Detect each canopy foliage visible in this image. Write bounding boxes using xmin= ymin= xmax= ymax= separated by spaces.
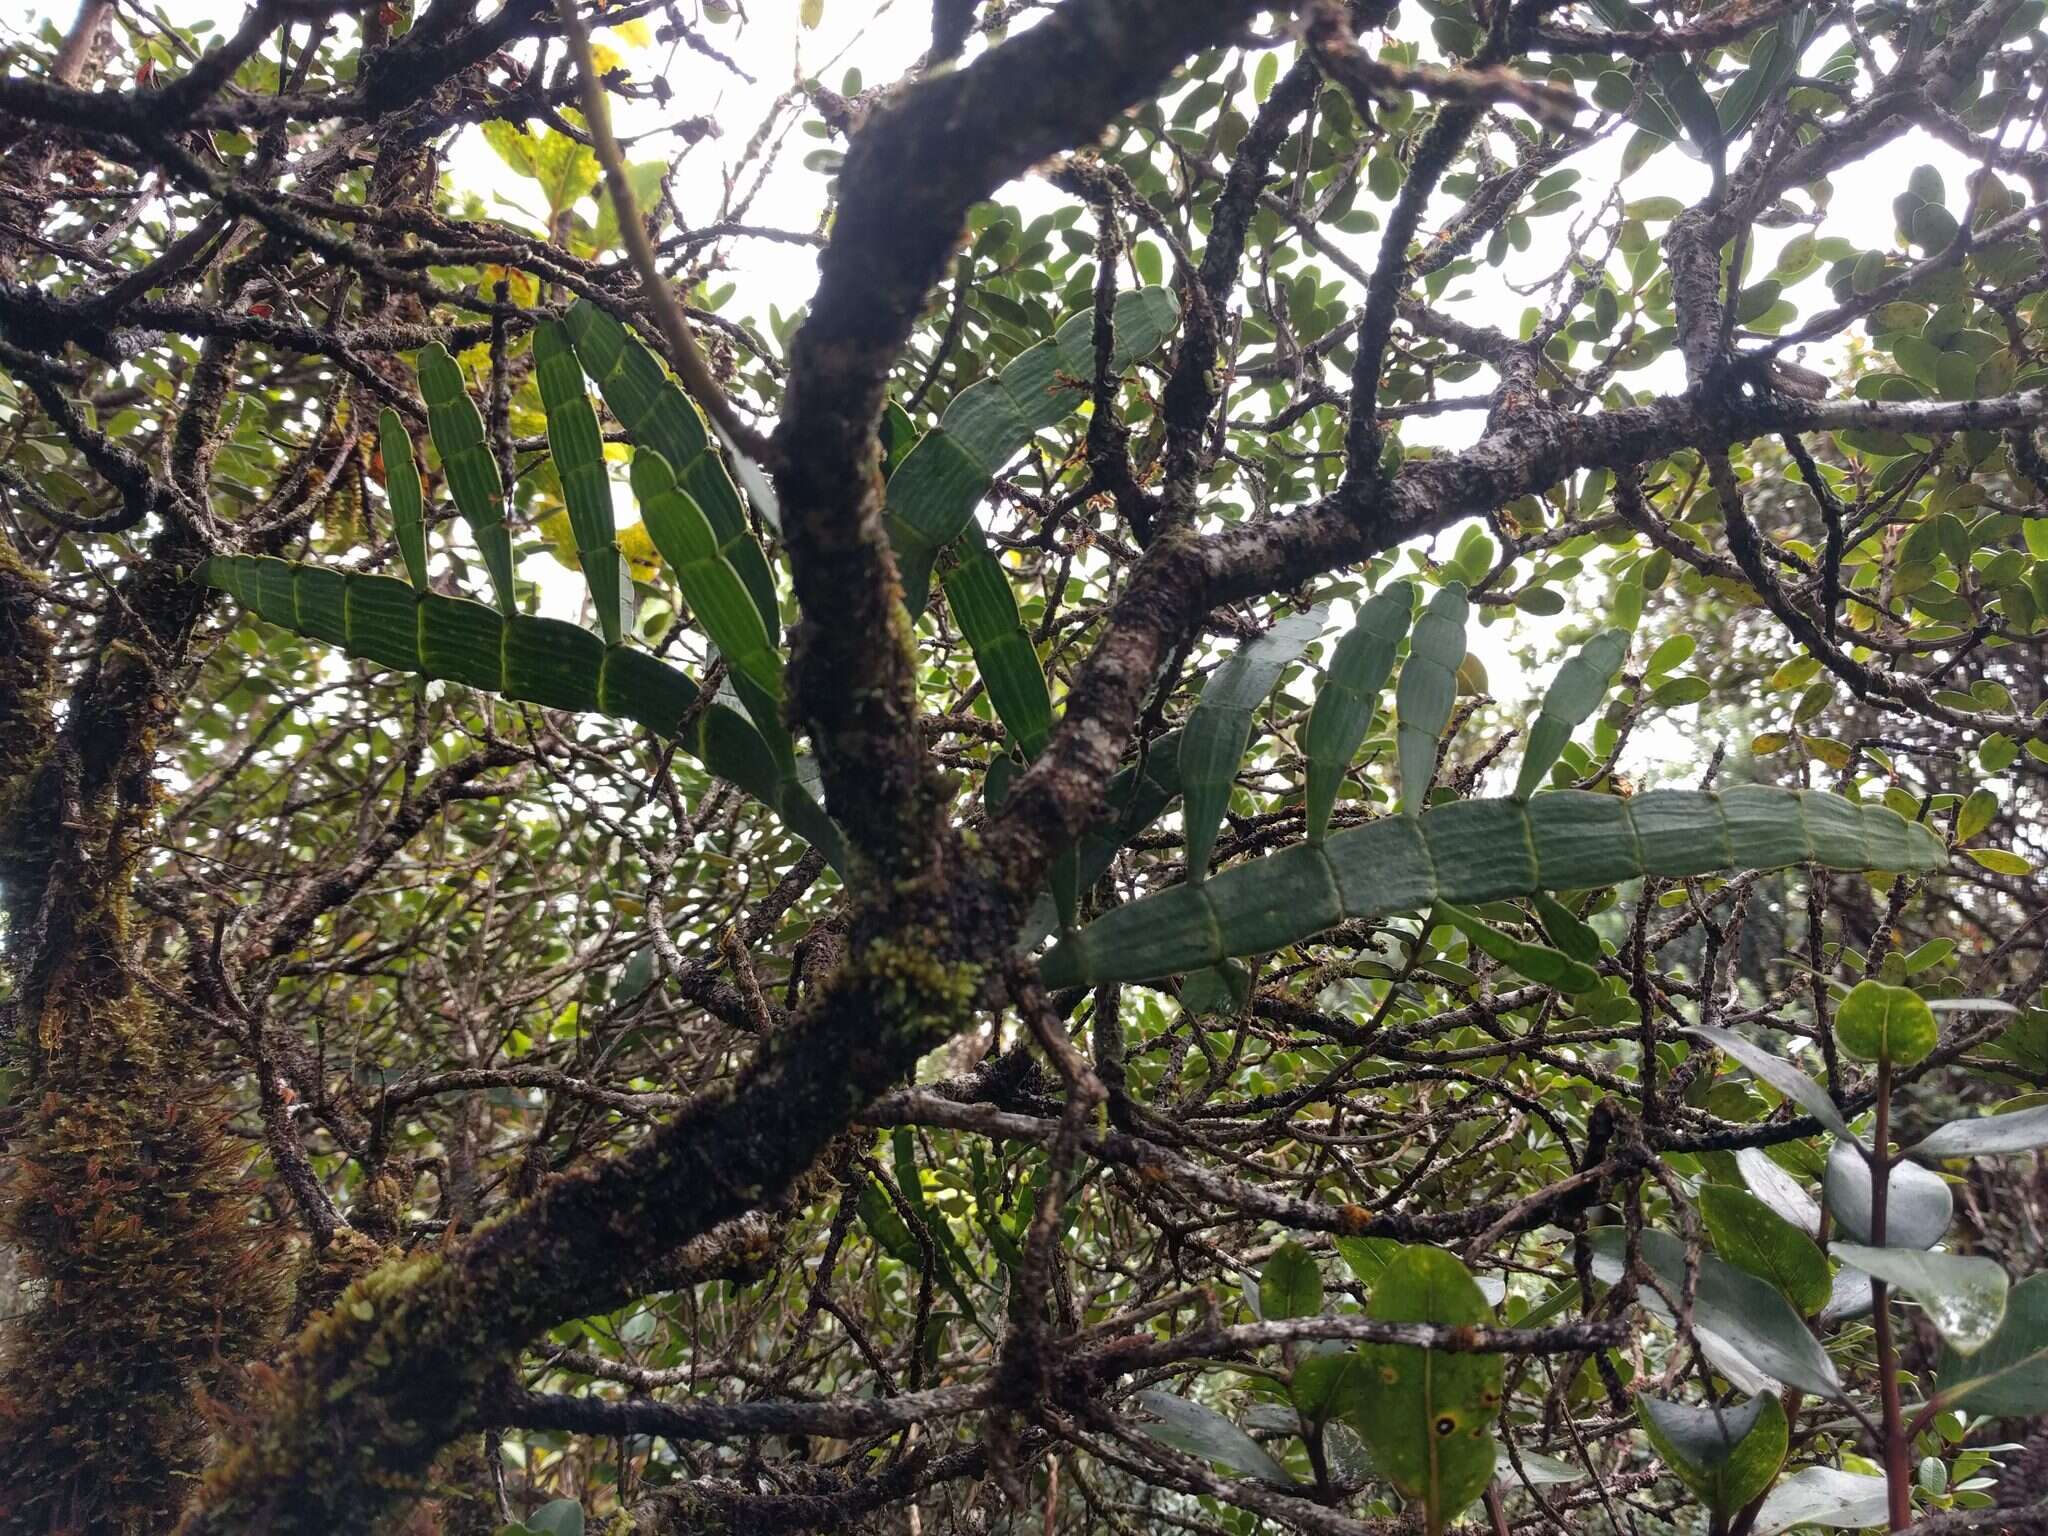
xmin=1 ymin=2 xmax=2046 ymax=1534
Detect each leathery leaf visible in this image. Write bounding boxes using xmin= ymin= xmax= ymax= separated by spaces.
xmin=1303 ymin=581 xmax=1412 ymax=844
xmin=1530 ymin=890 xmax=1601 ymax=963
xmin=416 ymin=342 xmax=514 ymax=614
xmin=1396 ymin=583 xmax=1469 ymax=813
xmin=1345 ymin=1245 xmax=1502 ymax=1536
xmin=1039 ymin=785 xmax=1943 ymax=987
xmin=1697 ymin=1183 xmax=1831 ymax=1315
xmin=1933 ymin=1271 xmax=2048 ymax=1415
xmin=1636 ymin=1393 xmax=1787 ymax=1517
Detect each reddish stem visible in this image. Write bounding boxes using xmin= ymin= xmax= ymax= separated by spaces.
xmin=1868 ymin=1058 xmax=1913 ymax=1531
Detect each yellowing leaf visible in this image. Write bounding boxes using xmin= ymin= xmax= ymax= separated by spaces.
xmin=1967 ymin=847 xmax=2034 ymax=876
xmin=1801 ymin=734 xmax=1851 ymax=769
xmin=617 ymin=521 xmax=662 ymax=581
xmin=606 ymin=18 xmax=652 ymax=47
xmin=800 ymin=0 xmax=825 ymax=27
xmin=481 ymin=264 xmax=539 ymax=308
xmin=536 ymin=508 xmax=580 ymax=572
xmin=481 ymin=120 xmax=539 ymax=180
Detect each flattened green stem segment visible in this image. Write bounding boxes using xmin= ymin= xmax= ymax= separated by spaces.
xmin=629 ymin=449 xmax=786 ymax=751
xmin=561 ymin=298 xmax=779 ymax=633
xmin=532 ymin=320 xmax=625 ymax=644
xmin=885 ymin=285 xmax=1180 ymax=616
xmin=1396 ymin=583 xmax=1470 ymax=813
xmin=194 ymin=553 xmax=843 ymax=871
xmin=416 ymin=342 xmax=515 ymax=615
xmin=1038 ymin=786 xmax=1945 ymax=988
xmin=377 ymin=407 xmax=429 ymax=590
xmin=1303 ymin=580 xmax=1413 ymax=844
xmin=1514 ymin=628 xmax=1630 ymax=801
xmin=940 ymin=527 xmax=1051 ymax=758
xmin=1178 ymin=607 xmax=1327 ymax=881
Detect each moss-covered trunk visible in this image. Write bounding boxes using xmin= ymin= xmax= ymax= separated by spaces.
xmin=0 ymin=539 xmax=280 ymax=1535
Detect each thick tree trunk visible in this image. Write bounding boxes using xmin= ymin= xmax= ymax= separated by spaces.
xmin=0 ymin=521 xmax=282 ymax=1533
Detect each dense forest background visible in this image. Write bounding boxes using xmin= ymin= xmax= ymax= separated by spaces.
xmin=1 ymin=1 xmax=2046 ymax=1533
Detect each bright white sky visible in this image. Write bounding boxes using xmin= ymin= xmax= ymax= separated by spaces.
xmin=16 ymin=0 xmax=1989 ymax=775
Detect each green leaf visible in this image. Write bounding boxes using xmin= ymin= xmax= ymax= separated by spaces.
xmin=377 ymin=407 xmax=429 ymax=590
xmin=1687 ymin=1024 xmax=1851 ymax=1139
xmin=1514 ymin=629 xmax=1629 ymax=801
xmin=1834 ymin=979 xmax=1937 ymax=1068
xmin=417 ymin=342 xmax=513 ymax=614
xmin=1752 ymin=1466 xmax=1892 ymax=1535
xmin=1587 ymin=1227 xmax=1842 ymax=1398
xmin=1965 ymin=846 xmax=2034 ymax=875
xmin=629 ymin=450 xmax=783 ymax=744
xmin=1831 ymin=1243 xmax=2008 ymax=1354
xmin=1334 ymin=1236 xmax=1406 ymax=1289
xmin=1586 ymin=0 xmax=1721 ymax=159
xmin=1346 ymin=1246 xmax=1502 ymax=1535
xmin=481 ymin=120 xmax=538 ymax=179
xmin=1933 ymin=1271 xmax=2048 ymax=1414
xmin=1178 ymin=960 xmax=1250 ymax=1017
xmin=1913 ymin=1101 xmax=2048 ymax=1159
xmin=1260 ymin=1241 xmax=1325 ymax=1321
xmin=1292 ymin=1348 xmax=1367 ymax=1427
xmin=529 ymin=126 xmax=598 ymax=218
xmin=889 ymin=1129 xmax=982 ymax=1325
xmin=1955 ymin=787 xmax=1997 ymax=842
xmin=1132 ymin=1390 xmax=1293 ymax=1483
xmin=1592 ymin=69 xmax=1634 ymax=112
xmin=1637 ymin=1393 xmax=1787 ymax=1517
xmin=195 ymin=557 xmax=843 ymax=871
xmin=525 ymin=1499 xmax=585 ymax=1536
xmin=1396 ymin=584 xmax=1469 ymax=813
xmin=1735 ymin=1146 xmax=1820 ymax=1236
xmin=1179 ymin=608 xmax=1328 ymax=880
xmin=1252 ymin=50 xmax=1279 ymax=103
xmin=591 ymin=158 xmax=667 ymax=254
xmin=1823 ymin=1139 xmax=1952 ymax=1250
xmin=1448 ymin=524 xmax=1495 ymax=588
xmin=1698 ymin=1183 xmax=1831 ymax=1315
xmin=857 ymin=1175 xmax=918 ymax=1262
xmin=1303 ymin=582 xmax=1412 ymax=844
